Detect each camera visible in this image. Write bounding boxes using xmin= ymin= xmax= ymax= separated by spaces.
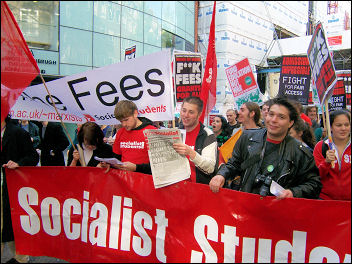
xmin=254 ymin=174 xmax=272 ymax=196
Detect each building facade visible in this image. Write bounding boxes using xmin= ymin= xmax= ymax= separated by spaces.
xmin=197 ymin=1 xmax=351 ymax=113
xmin=8 ymin=1 xmax=196 ymax=78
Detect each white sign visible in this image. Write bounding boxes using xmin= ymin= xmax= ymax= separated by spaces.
xmin=10 ymin=50 xmax=174 ymax=125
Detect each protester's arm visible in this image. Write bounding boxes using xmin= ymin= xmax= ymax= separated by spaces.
xmin=68 ymin=148 xmax=80 ymax=167
xmin=313 ymin=141 xmax=333 ymax=178
xmin=210 ymin=134 xmax=246 ymax=193
xmin=217 ymin=133 xmax=245 ymax=181
xmin=191 ymin=135 xmax=217 ymax=174
xmin=289 ymin=150 xmax=322 ymax=199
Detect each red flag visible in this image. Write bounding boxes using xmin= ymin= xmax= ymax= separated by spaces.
xmin=199 ymin=1 xmax=217 ymax=123
xmin=1 ymin=1 xmax=40 ymax=126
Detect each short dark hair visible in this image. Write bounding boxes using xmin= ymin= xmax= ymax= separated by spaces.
xmin=78 ymin=122 xmax=104 ymax=147
xmin=182 ymin=96 xmax=203 ymax=114
xmin=330 ymin=109 xmax=351 ymax=126
xmin=270 ymin=97 xmax=299 ymax=124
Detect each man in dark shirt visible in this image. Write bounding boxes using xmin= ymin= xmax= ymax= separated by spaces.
xmin=226 ymin=109 xmax=240 ymax=135
xmin=209 ymin=97 xmax=321 ymax=199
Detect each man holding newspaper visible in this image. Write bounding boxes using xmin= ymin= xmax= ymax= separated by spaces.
xmin=173 ymin=96 xmax=218 ymax=184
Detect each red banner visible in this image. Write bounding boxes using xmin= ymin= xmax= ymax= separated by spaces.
xmin=6 ymin=167 xmax=351 ymax=263
xmin=1 ymin=1 xmax=40 ymax=125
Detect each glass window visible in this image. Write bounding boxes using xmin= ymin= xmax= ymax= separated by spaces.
xmin=121 ymin=39 xmax=143 ymax=59
xmin=60 ymin=64 xmax=92 ymax=76
xmin=185 ymin=9 xmax=194 ymax=35
xmin=161 ymin=30 xmax=174 ymax=49
xmin=144 ymin=44 xmax=161 ymax=56
xmin=162 ymin=20 xmax=176 ymax=35
xmin=93 ymin=33 xmax=120 ymax=67
xmin=121 ymin=1 xmax=143 ymax=11
xmin=60 ymin=1 xmax=93 ymax=31
xmin=121 ymin=6 xmax=143 ymax=42
xmin=7 ymin=1 xmax=59 ymax=51
xmin=176 ymin=27 xmax=186 ymax=40
xmin=94 ymin=2 xmax=121 ymax=36
xmin=185 ymin=40 xmax=195 ymax=52
xmin=175 ymin=35 xmax=185 ymax=51
xmin=60 ymin=27 xmax=92 ymax=66
xmin=161 ymin=29 xmax=184 ymax=51
xmin=144 ymin=14 xmax=161 ymax=47
xmin=186 ymin=33 xmax=194 ymax=45
xmin=176 ymin=2 xmax=186 ymax=31
xmin=186 ymin=1 xmax=195 ymax=13
xmin=162 ymin=1 xmax=175 ymax=25
xmin=144 ymin=1 xmax=161 ymax=18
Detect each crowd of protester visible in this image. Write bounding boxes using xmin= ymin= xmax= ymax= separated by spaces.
xmin=1 ymin=96 xmax=351 ymax=263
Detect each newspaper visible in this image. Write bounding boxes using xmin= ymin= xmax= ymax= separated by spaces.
xmin=94 ymin=156 xmax=123 ymax=168
xmin=143 ymin=128 xmax=191 ymax=188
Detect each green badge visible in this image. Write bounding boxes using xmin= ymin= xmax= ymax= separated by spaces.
xmin=245 ymin=76 xmax=252 ymax=86
xmin=267 ymin=165 xmax=274 ymax=173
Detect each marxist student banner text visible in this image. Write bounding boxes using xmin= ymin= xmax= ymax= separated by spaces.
xmin=9 ymin=50 xmax=174 ymax=125
xmin=6 ymin=167 xmax=351 ymax=263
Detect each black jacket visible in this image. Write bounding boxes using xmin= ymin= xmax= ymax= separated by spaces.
xmin=179 ymin=122 xmax=218 ymax=184
xmin=67 ymin=143 xmax=117 ymax=167
xmin=1 ymin=118 xmax=39 ymax=242
xmin=38 ymin=122 xmax=69 ymax=166
xmin=217 ymin=128 xmax=322 ymax=198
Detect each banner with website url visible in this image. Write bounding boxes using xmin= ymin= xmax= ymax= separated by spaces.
xmin=9 ymin=50 xmax=174 ymax=125
xmin=6 ymin=167 xmax=351 ymax=263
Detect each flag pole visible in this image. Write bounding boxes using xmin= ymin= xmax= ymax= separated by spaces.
xmin=324 ymin=99 xmax=335 ymax=168
xmin=39 ymin=74 xmax=85 ymax=165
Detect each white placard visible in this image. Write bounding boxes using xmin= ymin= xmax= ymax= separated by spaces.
xmin=10 ymin=50 xmax=174 ymax=125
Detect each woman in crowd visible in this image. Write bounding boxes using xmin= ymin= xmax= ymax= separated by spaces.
xmin=289 ymin=118 xmax=316 ymax=152
xmin=313 ymin=110 xmax=351 ymax=200
xmin=67 ymin=122 xmax=117 ymax=167
xmin=212 ymin=115 xmax=231 ymax=147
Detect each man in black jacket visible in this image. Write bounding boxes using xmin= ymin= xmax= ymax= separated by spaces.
xmin=1 ymin=116 xmax=39 ymax=263
xmin=209 ymin=97 xmax=322 ymax=199
xmin=38 ymin=121 xmax=69 ymax=166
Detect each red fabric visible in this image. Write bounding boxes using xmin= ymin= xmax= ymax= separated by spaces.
xmin=5 ymin=167 xmax=351 ymax=263
xmin=185 ymin=123 xmax=200 ymax=182
xmin=113 ymin=124 xmax=156 ymax=164
xmin=301 ymin=113 xmax=312 ymax=126
xmin=199 ymin=1 xmax=217 ymax=123
xmin=313 ymin=140 xmax=351 ymax=201
xmin=267 ymin=137 xmax=282 ymax=144
xmin=1 ymin=1 xmax=39 ymax=125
